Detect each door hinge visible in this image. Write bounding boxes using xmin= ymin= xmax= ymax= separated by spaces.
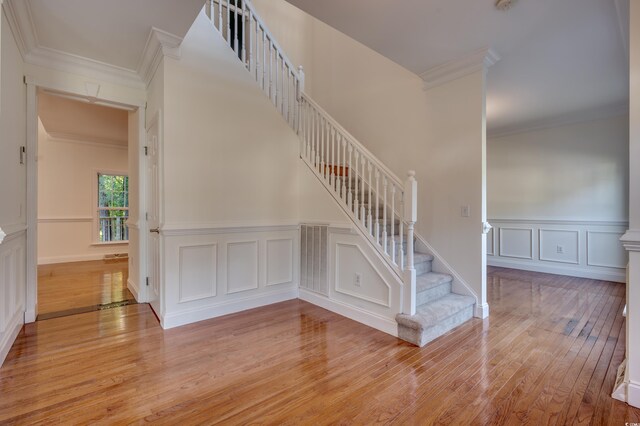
xmin=146 ymin=277 xmax=150 ymax=286
xmin=144 ymin=146 xmax=148 ymax=156
xmin=145 ymin=212 xmax=149 ymax=221
xmin=19 ymin=146 xmax=26 ymax=164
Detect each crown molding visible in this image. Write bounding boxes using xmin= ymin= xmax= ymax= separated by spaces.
xmin=137 ymin=27 xmax=183 ymax=86
xmin=487 ymin=101 xmax=629 ymax=139
xmin=3 ymin=0 xmax=182 ymax=89
xmin=420 ymin=48 xmax=500 ymax=90
xmin=47 ymin=131 xmax=128 ymax=149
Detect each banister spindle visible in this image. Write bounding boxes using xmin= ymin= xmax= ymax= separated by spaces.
xmin=375 ymin=169 xmax=380 ymax=244
xmin=226 ymin=0 xmax=231 ymax=43
xmin=347 ymin=145 xmax=353 ymax=210
xmin=367 ymin=161 xmax=372 ymax=234
xmin=360 ymin=155 xmax=366 ymax=224
xmin=241 ymin=1 xmax=246 ymax=65
xmin=218 ymin=0 xmax=223 ymax=32
xmin=247 ymin=10 xmax=253 ymax=73
xmin=341 ymin=137 xmax=347 ymax=201
xmin=404 ymin=171 xmax=417 ymax=271
xmin=353 ymin=151 xmax=360 ymax=217
xmin=329 ymin=127 xmax=335 ymax=188
xmin=391 ymin=184 xmax=396 ymax=264
xmin=233 ymin=0 xmax=239 ymax=55
xmin=262 ymin=30 xmax=267 ymax=91
xmin=399 ymin=193 xmax=404 ymax=268
xmin=383 ymin=177 xmax=388 ymax=254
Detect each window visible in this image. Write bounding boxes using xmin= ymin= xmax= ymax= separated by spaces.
xmin=97 ymin=173 xmax=129 ymax=243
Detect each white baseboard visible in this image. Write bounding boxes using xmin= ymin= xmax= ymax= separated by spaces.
xmin=628 ymin=381 xmax=640 ymax=409
xmin=161 ymin=288 xmax=299 ymax=329
xmin=38 ymin=253 xmax=126 ymax=265
xmin=299 ymin=288 xmax=398 ymax=337
xmin=24 ymin=304 xmax=37 ymax=324
xmin=475 ymin=303 xmax=489 ymax=319
xmin=127 ymin=278 xmax=141 ymax=302
xmin=488 ymin=257 xmax=626 ymax=283
xmin=0 ymin=309 xmax=24 ymax=367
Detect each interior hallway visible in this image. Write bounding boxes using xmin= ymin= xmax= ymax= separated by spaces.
xmin=1 ymin=267 xmax=639 ymax=424
xmin=37 ymin=258 xmax=135 ymax=320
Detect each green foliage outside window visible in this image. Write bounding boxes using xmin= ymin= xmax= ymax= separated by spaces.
xmin=98 ymin=174 xmax=129 ymax=242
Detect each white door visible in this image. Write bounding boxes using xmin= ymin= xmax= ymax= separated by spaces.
xmin=146 ymin=117 xmax=161 ymax=316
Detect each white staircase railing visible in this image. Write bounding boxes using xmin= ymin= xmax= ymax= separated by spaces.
xmin=205 ymin=0 xmax=418 ymax=315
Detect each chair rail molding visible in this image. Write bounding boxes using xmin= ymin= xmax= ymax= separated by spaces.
xmin=621 ymin=229 xmax=640 ymax=252
xmin=0 ymin=227 xmax=5 ymax=245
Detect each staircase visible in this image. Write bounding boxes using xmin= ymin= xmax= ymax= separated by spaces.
xmin=205 ymin=0 xmax=475 ymax=347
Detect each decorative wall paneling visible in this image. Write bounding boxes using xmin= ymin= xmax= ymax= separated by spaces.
xmin=161 ymin=225 xmax=299 ymax=328
xmin=0 ymin=226 xmax=26 ymax=366
xmin=487 ymin=219 xmax=627 ymax=282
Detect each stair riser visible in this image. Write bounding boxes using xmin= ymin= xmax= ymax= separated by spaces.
xmin=416 ymin=281 xmax=451 ymax=306
xmin=414 ymin=259 xmax=432 ymax=275
xmin=398 ymin=305 xmax=473 ymax=347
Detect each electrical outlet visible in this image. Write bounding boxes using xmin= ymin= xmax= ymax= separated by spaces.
xmin=556 ymin=245 xmax=564 ymax=254
xmin=354 ymin=273 xmax=362 ymax=287
xmin=461 ymin=205 xmax=470 ymax=218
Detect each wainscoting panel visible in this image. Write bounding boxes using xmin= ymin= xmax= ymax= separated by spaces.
xmin=587 ymin=231 xmax=627 ymax=269
xmin=487 ymin=227 xmax=495 ymax=256
xmin=488 ymin=219 xmax=628 ymax=282
xmin=266 ymin=238 xmax=294 ymax=286
xmin=499 ymin=228 xmax=534 ymax=259
xmin=539 ymin=229 xmax=579 ymax=264
xmin=179 ymin=244 xmax=217 ymax=303
xmin=161 ymin=225 xmax=299 ymax=329
xmin=227 ymin=241 xmax=259 ymax=294
xmin=335 ymin=243 xmax=391 ymax=307
xmin=0 ymin=226 xmax=27 ymax=367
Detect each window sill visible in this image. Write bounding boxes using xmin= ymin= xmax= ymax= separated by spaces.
xmin=91 ymin=241 xmax=129 ymax=246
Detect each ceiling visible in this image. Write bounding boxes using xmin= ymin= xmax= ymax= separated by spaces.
xmin=11 ymin=0 xmax=204 ymax=71
xmin=38 ymin=92 xmax=129 ymax=145
xmin=285 ymin=0 xmax=629 ymax=135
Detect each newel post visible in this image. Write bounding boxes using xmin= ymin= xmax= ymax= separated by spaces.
xmin=403 ymin=170 xmax=418 ymax=315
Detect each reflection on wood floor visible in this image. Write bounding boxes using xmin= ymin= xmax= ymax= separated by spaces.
xmin=2 ymin=266 xmax=639 ymax=424
xmin=37 ymin=258 xmax=135 ymax=320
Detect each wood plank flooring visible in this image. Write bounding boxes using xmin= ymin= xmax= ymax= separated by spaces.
xmin=37 ymin=259 xmax=134 ymax=318
xmin=2 ymin=266 xmax=640 ymax=424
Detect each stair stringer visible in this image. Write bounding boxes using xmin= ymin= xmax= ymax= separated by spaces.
xmin=414 ymin=233 xmax=485 ymax=318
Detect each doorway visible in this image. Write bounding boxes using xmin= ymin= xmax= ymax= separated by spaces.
xmin=25 ymin=85 xmax=148 ymax=322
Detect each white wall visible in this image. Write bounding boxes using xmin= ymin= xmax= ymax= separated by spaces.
xmin=253 ymin=0 xmax=487 ymax=313
xmin=0 ymin=5 xmax=27 ymax=366
xmin=37 ymin=112 xmax=129 ymax=264
xmin=488 ymin=116 xmax=629 ymax=221
xmin=487 ymin=116 xmax=629 ymax=282
xmin=157 ymin=11 xmax=302 ymax=327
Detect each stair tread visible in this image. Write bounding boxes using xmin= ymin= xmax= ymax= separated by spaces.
xmin=396 ymin=294 xmax=475 ymax=331
xmin=411 ymin=252 xmax=434 ymax=263
xmin=416 ymin=272 xmax=453 ymax=292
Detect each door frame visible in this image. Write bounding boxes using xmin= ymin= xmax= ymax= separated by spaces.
xmin=24 ymin=76 xmax=149 ymax=322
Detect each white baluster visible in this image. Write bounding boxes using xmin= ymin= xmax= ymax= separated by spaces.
xmin=205 ymin=0 xmax=211 ymax=20
xmin=375 ymin=169 xmax=380 ymax=244
xmin=248 ymin=10 xmax=253 ymax=73
xmin=218 ymin=0 xmax=223 ymax=33
xmin=233 ymin=0 xmax=238 ymax=55
xmin=360 ymin=155 xmax=366 ymax=224
xmin=262 ymin=30 xmax=266 ymax=91
xmin=320 ymin=117 xmax=325 ymax=177
xmin=329 ymin=127 xmax=335 ymax=188
xmin=241 ymin=1 xmax=246 ymax=65
xmin=399 ymin=195 xmax=404 ymax=268
xmin=367 ymin=161 xmax=372 ymax=234
xmin=269 ymin=41 xmax=274 ymax=102
xmin=383 ymin=177 xmax=388 ymax=254
xmin=347 ymin=145 xmax=353 ymax=210
xmin=354 ymin=151 xmax=360 ymax=217
xmin=341 ymin=136 xmax=346 ymax=201
xmin=391 ymin=184 xmax=396 ymax=264
xmin=226 ymin=0 xmax=231 ymax=43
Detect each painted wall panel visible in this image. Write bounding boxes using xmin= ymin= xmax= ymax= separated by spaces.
xmin=179 ymin=244 xmax=217 ymax=302
xmin=227 ymin=241 xmax=259 ymax=294
xmin=499 ymin=228 xmax=533 ymax=259
xmin=266 ymin=238 xmax=293 ymax=286
xmin=587 ymin=231 xmax=627 ymax=269
xmin=539 ymin=229 xmax=579 ymax=264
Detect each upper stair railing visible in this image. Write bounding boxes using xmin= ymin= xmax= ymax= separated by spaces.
xmin=205 ymin=0 xmax=417 ymax=315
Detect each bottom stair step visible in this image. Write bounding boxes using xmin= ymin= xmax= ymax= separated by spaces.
xmin=396 ymin=294 xmax=475 ymax=347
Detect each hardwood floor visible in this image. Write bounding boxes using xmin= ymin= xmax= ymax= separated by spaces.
xmin=37 ymin=258 xmax=134 ymax=318
xmin=2 ymin=267 xmax=640 ymax=424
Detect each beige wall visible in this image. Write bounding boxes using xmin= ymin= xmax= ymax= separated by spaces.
xmin=253 ymin=0 xmax=487 ymax=308
xmin=37 ymin=112 xmax=129 ymax=264
xmin=488 ymin=115 xmax=629 ymax=222
xmin=161 ymin=11 xmax=300 ymax=227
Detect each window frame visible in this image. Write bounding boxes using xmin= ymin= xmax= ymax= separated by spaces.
xmin=93 ymin=169 xmax=130 ymax=245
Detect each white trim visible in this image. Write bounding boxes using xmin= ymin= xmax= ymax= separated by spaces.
xmin=420 ymin=48 xmax=500 ymax=90
xmin=299 ymin=288 xmax=398 ymax=337
xmin=499 ymin=227 xmax=534 ymax=260
xmin=127 ymin=278 xmax=141 ymax=302
xmin=138 ymin=27 xmax=182 ymax=86
xmin=0 ymin=224 xmax=26 ymax=244
xmin=475 ymin=303 xmax=489 ymax=319
xmin=586 ymin=231 xmax=627 ymax=268
xmin=0 ymin=309 xmax=24 ymax=367
xmin=489 ymin=218 xmax=629 ymax=227
xmin=161 ymin=223 xmax=300 ymax=236
xmin=629 ymin=381 xmax=640 ymax=409
xmin=488 ymin=105 xmax=629 ymax=139
xmin=0 ymin=227 xmax=5 ymax=245
xmin=621 ymin=229 xmax=640 ymax=252
xmin=488 ymin=257 xmax=626 ymax=283
xmin=38 ymin=217 xmax=93 ymax=223
xmin=47 ymin=131 xmax=128 ymax=149
xmin=161 ymin=288 xmax=298 ymax=329
xmin=614 ymin=0 xmax=630 ymax=60
xmin=539 ymin=229 xmax=580 ymax=265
